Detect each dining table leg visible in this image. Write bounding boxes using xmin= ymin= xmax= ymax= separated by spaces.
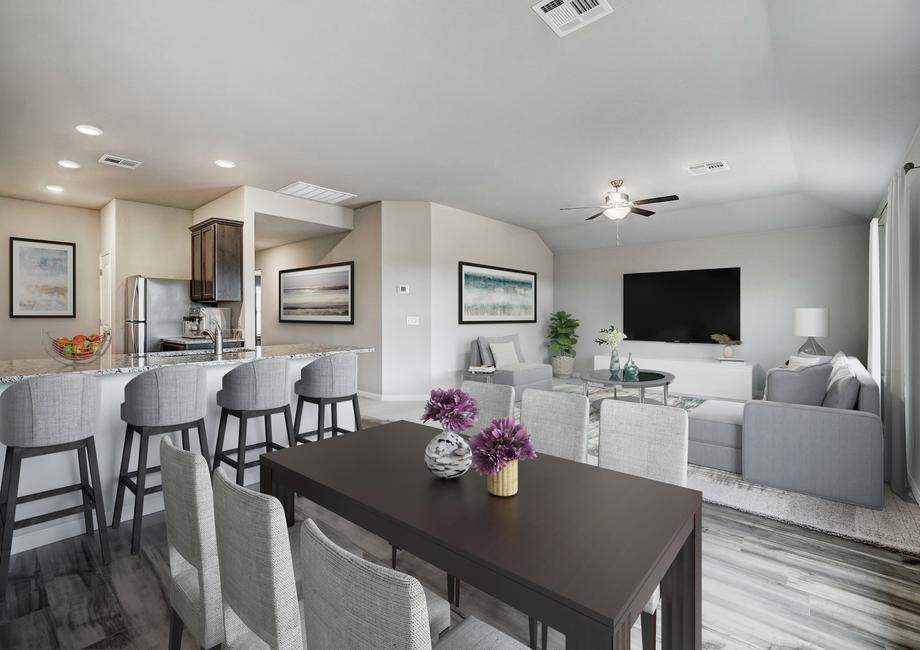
xmin=664 ymin=383 xmax=669 ymax=406
xmin=660 ymin=504 xmax=702 ymax=649
xmin=260 ymin=463 xmax=294 ymax=527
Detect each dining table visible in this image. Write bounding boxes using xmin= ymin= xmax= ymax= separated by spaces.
xmin=260 ymin=420 xmax=702 ymax=649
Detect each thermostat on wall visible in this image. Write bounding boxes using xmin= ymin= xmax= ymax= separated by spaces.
xmin=398 ymin=285 xmax=410 ymax=294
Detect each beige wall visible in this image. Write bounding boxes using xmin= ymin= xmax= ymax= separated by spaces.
xmin=255 ymin=204 xmax=383 ymax=394
xmin=0 ymin=196 xmax=101 ymax=360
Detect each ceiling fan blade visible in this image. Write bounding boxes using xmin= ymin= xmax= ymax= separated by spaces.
xmin=632 ymin=195 xmax=679 ymax=206
xmin=629 ymin=207 xmax=655 ymax=217
xmin=560 ymin=206 xmax=604 ymax=211
xmin=585 ymin=212 xmax=605 ymax=221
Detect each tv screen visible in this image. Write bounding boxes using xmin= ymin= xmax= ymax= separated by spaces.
xmin=623 ymin=267 xmax=740 ymax=343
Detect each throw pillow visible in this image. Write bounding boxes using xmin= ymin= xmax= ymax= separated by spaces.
xmin=823 ymin=374 xmax=860 ymax=410
xmin=763 ymin=363 xmax=833 ymax=406
xmin=787 ymin=355 xmax=823 ymax=370
xmin=489 ymin=341 xmax=520 ymax=368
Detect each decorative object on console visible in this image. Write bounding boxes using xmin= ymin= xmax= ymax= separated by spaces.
xmin=710 ymin=333 xmax=741 ymax=359
xmin=794 ymin=307 xmax=828 ymax=356
xmin=469 ymin=418 xmax=537 ymax=497
xmin=10 ymin=237 xmax=76 ymax=318
xmin=547 ymin=310 xmax=579 ymax=378
xmin=458 ymin=262 xmax=536 ymax=324
xmin=622 ymin=353 xmax=640 ymax=382
xmin=594 ymin=325 xmax=627 ymax=378
xmin=279 ymin=261 xmax=354 ymax=324
xmin=422 ymin=388 xmax=478 ymax=478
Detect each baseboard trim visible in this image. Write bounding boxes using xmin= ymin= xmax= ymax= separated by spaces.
xmin=358 ymin=390 xmax=382 ymax=400
xmin=380 ymin=394 xmax=430 ymax=402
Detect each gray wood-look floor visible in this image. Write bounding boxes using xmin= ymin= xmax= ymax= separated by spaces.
xmin=1 ymin=498 xmax=918 ymax=649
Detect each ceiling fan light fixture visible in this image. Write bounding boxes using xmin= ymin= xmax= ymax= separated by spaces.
xmin=604 ymin=206 xmax=630 ymax=220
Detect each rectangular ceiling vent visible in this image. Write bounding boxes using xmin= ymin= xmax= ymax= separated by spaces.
xmin=532 ymin=0 xmax=613 ymax=38
xmin=688 ymin=160 xmax=730 ymax=176
xmin=97 ymin=154 xmax=143 ymax=170
xmin=276 ymin=181 xmax=357 ymax=204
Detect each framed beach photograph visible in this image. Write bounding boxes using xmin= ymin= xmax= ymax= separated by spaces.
xmin=279 ymin=261 xmax=354 ymax=324
xmin=9 ymin=237 xmax=76 ymax=318
xmin=458 ymin=261 xmax=537 ymax=324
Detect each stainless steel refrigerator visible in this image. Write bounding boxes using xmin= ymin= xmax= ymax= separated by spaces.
xmin=125 ymin=276 xmax=197 ymax=354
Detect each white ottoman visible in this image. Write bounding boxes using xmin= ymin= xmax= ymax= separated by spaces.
xmin=688 ymin=399 xmax=745 ymax=473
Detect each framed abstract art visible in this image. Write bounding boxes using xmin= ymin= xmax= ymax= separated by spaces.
xmin=279 ymin=261 xmax=354 ymax=324
xmin=458 ymin=261 xmax=537 ymax=324
xmin=9 ymin=237 xmax=76 ymax=318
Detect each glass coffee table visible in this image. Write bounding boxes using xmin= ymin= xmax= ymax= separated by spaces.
xmin=582 ymin=369 xmax=676 ymax=405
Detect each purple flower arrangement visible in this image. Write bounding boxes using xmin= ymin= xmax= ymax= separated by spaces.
xmin=422 ymin=388 xmax=479 ymax=433
xmin=469 ymin=418 xmax=537 ymax=475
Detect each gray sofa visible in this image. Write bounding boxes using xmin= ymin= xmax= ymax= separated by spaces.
xmin=742 ymin=356 xmax=884 ymax=509
xmin=468 ymin=334 xmax=552 ymax=395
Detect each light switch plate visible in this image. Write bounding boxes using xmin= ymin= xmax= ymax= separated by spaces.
xmin=406 ymin=315 xmax=420 ymax=326
xmin=398 ymin=285 xmax=410 ymax=294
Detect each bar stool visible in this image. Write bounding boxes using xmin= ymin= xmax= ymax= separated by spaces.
xmin=113 ymin=365 xmax=209 ymax=555
xmin=292 ymin=354 xmax=361 ymax=443
xmin=213 ymin=358 xmax=294 ymax=486
xmin=0 ymin=375 xmax=110 ymax=600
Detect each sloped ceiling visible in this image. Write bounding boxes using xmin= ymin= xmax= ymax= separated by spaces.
xmin=0 ymin=0 xmax=918 ymax=250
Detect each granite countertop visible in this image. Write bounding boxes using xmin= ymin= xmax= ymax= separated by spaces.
xmin=0 ymin=344 xmax=374 ymax=384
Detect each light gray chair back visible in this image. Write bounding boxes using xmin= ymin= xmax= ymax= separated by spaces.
xmin=461 ymin=381 xmax=514 ymax=434
xmin=160 ymin=438 xmax=223 ymax=648
xmin=598 ymin=400 xmax=688 ymax=487
xmin=217 ymin=358 xmax=289 ymax=411
xmin=301 ymin=518 xmax=431 ymax=650
xmin=520 ymin=389 xmax=589 ymax=463
xmin=295 ymin=353 xmax=357 ymax=399
xmin=212 ymin=469 xmax=302 ymax=650
xmin=122 ymin=365 xmax=207 ymax=427
xmin=0 ymin=374 xmax=98 ymax=447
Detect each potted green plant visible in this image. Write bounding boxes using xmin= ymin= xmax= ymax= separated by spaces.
xmin=547 ymin=310 xmax=579 ymax=378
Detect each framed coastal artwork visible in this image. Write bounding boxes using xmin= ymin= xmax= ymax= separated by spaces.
xmin=279 ymin=261 xmax=354 ymax=324
xmin=458 ymin=261 xmax=537 ymax=324
xmin=9 ymin=237 xmax=76 ymax=318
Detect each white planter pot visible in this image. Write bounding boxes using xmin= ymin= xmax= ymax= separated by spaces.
xmin=722 ymin=345 xmax=734 ymax=358
xmin=552 ymin=355 xmax=575 ymax=378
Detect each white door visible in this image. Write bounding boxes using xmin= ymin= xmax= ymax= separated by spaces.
xmin=99 ymin=252 xmax=112 ymax=330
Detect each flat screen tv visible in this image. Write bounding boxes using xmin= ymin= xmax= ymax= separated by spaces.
xmin=623 ymin=267 xmax=740 ymax=344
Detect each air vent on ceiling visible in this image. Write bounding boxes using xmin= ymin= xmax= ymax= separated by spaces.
xmin=98 ymin=154 xmax=143 ymax=170
xmin=276 ymin=181 xmax=357 ymax=204
xmin=687 ymin=160 xmax=730 ymax=176
xmin=532 ymin=0 xmax=613 ymax=38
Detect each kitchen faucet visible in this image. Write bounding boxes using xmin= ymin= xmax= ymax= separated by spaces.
xmin=203 ymin=322 xmax=223 ymax=355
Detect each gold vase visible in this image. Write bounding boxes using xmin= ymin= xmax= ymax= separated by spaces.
xmin=487 ymin=460 xmax=518 ymax=497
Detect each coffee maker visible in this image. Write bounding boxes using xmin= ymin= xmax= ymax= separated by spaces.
xmin=183 ymin=308 xmax=204 ymax=337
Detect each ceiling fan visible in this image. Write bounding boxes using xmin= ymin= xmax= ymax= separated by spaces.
xmin=560 ymin=179 xmax=679 ymax=221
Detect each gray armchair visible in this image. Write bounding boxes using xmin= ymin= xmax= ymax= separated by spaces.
xmin=742 ymin=356 xmax=884 ymax=509
xmin=467 ymin=334 xmax=552 ymax=395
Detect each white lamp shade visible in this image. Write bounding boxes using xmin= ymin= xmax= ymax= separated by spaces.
xmin=794 ymin=307 xmax=829 ymax=337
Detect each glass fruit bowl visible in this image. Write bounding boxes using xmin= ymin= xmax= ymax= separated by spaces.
xmin=42 ymin=328 xmax=112 ymax=365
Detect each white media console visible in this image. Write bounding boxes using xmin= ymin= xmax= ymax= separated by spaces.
xmin=593 ymin=354 xmax=753 ymax=401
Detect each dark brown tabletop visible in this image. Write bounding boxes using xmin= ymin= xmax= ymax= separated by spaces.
xmin=261 ymin=420 xmax=702 ymax=649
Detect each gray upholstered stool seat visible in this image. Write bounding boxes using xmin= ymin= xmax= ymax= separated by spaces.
xmin=112 ymin=365 xmax=209 ymax=554
xmin=292 ymin=354 xmax=361 ymax=443
xmin=212 ymin=358 xmax=295 ymax=486
xmin=0 ymin=374 xmax=110 ymax=600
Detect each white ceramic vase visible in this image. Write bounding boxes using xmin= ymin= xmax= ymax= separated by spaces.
xmin=424 ymin=431 xmax=472 ymax=479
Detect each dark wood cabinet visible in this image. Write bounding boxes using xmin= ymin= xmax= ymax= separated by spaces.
xmin=189 ymin=218 xmax=243 ymax=302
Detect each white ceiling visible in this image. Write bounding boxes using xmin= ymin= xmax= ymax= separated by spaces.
xmin=1 ymin=0 xmax=919 ymax=250
xmin=254 ymin=212 xmax=348 ymax=252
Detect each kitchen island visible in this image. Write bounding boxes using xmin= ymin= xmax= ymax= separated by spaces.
xmin=0 ymin=344 xmax=372 ymax=553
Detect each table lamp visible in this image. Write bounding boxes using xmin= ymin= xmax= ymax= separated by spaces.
xmin=794 ymin=307 xmax=828 ymax=355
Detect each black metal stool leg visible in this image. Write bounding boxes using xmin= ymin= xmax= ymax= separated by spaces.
xmin=131 ymin=431 xmax=150 ymax=555
xmin=76 ymin=444 xmax=94 ymax=536
xmin=196 ymin=419 xmax=212 ymax=471
xmin=0 ymin=447 xmax=11 ymax=529
xmin=331 ymin=401 xmax=339 ymax=437
xmin=391 ymin=545 xmax=398 ymax=569
xmin=213 ymin=409 xmax=228 ymax=473
xmin=529 ymin=617 xmax=538 ymax=649
xmin=293 ymin=397 xmax=305 ymax=442
xmin=283 ymin=405 xmax=295 ymax=448
xmin=541 ymin=621 xmax=548 ymax=650
xmin=85 ymin=437 xmax=111 ymax=564
xmin=111 ymin=425 xmax=134 ymax=529
xmin=264 ymin=413 xmax=273 ymax=453
xmin=236 ymin=416 xmax=248 ymax=486
xmin=181 ymin=428 xmax=190 ymax=452
xmin=169 ymin=607 xmax=183 ymax=650
xmin=351 ymin=394 xmax=362 ymax=430
xmin=316 ymin=399 xmax=326 ymax=441
xmin=0 ymin=447 xmax=22 ymax=602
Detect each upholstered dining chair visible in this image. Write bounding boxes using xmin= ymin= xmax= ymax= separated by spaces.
xmin=598 ymin=399 xmax=689 ymax=650
xmin=519 ymin=389 xmax=590 ymax=463
xmin=160 ymin=438 xmax=223 ymax=650
xmin=212 ymin=469 xmax=305 ymax=650
xmin=300 ymin=517 xmax=527 ymax=649
xmin=460 ymin=380 xmax=514 ymax=433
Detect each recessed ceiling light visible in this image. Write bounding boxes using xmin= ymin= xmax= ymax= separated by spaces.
xmin=45 ymin=185 xmax=64 ymax=193
xmin=215 ymin=159 xmax=236 ymax=169
xmin=75 ymin=124 xmax=104 ymax=136
xmin=57 ymin=159 xmax=81 ymax=169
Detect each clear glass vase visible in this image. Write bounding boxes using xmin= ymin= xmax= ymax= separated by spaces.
xmin=609 ymin=348 xmax=620 ymax=378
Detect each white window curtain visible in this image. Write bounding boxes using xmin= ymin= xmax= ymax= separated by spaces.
xmin=882 ymin=171 xmax=912 ymax=500
xmin=868 ymin=217 xmax=882 ymax=385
